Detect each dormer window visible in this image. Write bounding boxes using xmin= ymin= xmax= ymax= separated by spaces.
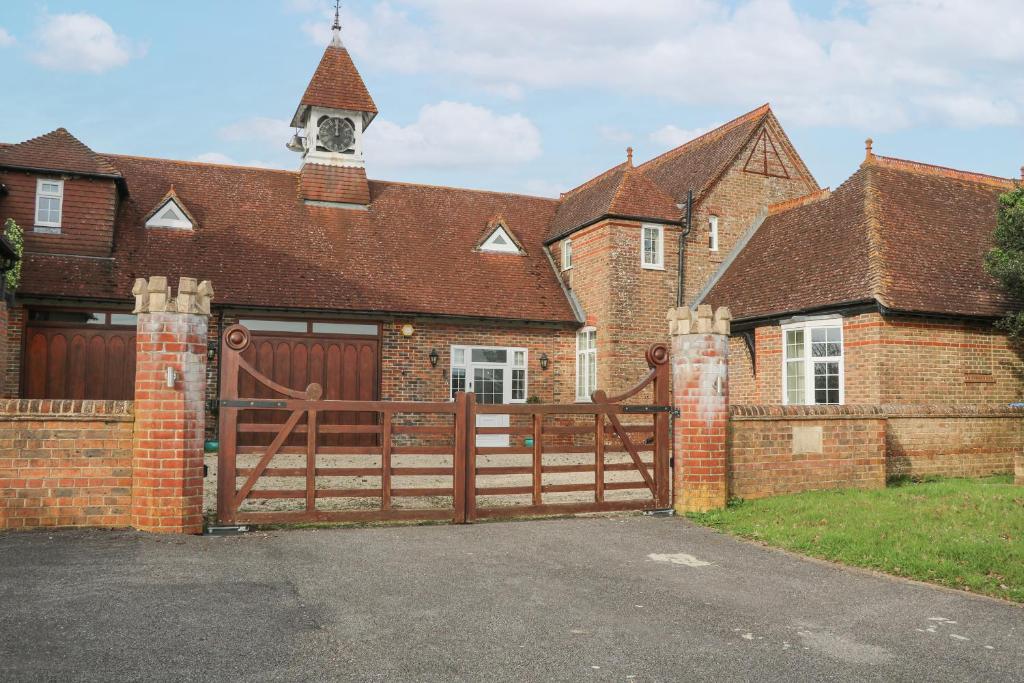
xmin=480 ymin=224 xmax=523 ymax=254
xmin=35 ymin=179 xmax=64 ymax=232
xmin=145 ymin=197 xmax=194 ymax=230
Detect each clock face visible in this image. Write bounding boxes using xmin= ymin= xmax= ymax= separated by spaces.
xmin=318 ymin=116 xmax=356 ymax=153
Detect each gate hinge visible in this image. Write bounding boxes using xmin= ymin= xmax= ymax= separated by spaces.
xmin=219 ymin=399 xmax=288 ymax=409
xmin=622 ymin=405 xmax=679 ymax=418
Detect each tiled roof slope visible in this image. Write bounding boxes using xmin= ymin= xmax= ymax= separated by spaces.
xmin=18 ymin=156 xmax=578 ymax=324
xmin=547 ymin=164 xmax=680 ymax=241
xmin=704 ymin=156 xmax=1019 ymax=320
xmin=292 ymin=45 xmax=377 ymax=126
xmin=0 ymin=128 xmax=122 ymax=178
xmin=546 ymin=104 xmax=816 ymax=241
xmin=639 ymin=104 xmax=771 ymax=201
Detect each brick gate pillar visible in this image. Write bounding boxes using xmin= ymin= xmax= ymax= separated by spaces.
xmin=668 ymin=305 xmax=731 ymax=514
xmin=130 ymin=276 xmax=214 ymax=534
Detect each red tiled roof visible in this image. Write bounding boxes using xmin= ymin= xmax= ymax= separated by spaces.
xmin=18 ymin=155 xmax=578 ymax=324
xmin=703 ymin=155 xmax=1020 ymax=320
xmin=0 ymin=128 xmax=122 ymax=178
xmin=547 ymin=104 xmax=816 ymax=241
xmin=548 ymin=164 xmax=681 ymax=241
xmin=292 ymin=45 xmax=378 ymax=127
xmin=639 ymin=104 xmax=772 ymax=201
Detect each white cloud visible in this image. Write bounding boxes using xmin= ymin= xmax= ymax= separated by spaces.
xmin=650 ymin=124 xmax=718 ymax=149
xmin=332 ymin=0 xmax=1024 ymax=130
xmin=599 ymin=126 xmax=633 ymax=144
xmin=0 ymin=27 xmax=15 ymax=47
xmin=365 ymin=101 xmax=542 ymax=170
xmin=194 ymin=152 xmax=280 ymax=169
xmin=521 ymin=179 xmax=565 ymax=198
xmin=217 ymin=117 xmax=293 ymax=147
xmin=30 ymin=13 xmax=144 ymax=73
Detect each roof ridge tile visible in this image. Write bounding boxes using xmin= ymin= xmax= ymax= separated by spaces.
xmin=638 ymin=103 xmax=771 ymax=173
xmin=869 ymin=154 xmax=1015 ymax=189
xmin=767 ymin=187 xmax=832 ymax=215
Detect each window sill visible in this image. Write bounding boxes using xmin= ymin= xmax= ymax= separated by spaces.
xmin=33 ymin=226 xmax=61 ymax=235
xmin=641 ymin=265 xmax=665 ymax=271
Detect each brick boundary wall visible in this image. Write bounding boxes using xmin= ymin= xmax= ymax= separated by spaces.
xmin=883 ymin=404 xmax=1024 ymax=480
xmin=727 ymin=404 xmax=1024 ymax=499
xmin=0 ymin=400 xmax=134 ymax=529
xmin=729 ymin=405 xmax=887 ymax=499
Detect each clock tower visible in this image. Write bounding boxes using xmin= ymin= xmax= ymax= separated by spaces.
xmin=290 ymin=6 xmax=377 ymax=207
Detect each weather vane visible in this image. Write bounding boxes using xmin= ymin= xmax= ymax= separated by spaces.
xmin=332 ymin=0 xmax=342 ymax=32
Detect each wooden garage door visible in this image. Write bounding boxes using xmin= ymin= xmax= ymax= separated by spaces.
xmin=23 ymin=312 xmax=137 ymax=400
xmin=237 ymin=324 xmax=380 ymax=448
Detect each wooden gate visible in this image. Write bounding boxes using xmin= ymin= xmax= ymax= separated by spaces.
xmin=217 ymin=324 xmax=671 ymax=525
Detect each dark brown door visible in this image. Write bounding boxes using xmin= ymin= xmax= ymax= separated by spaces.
xmin=23 ymin=324 xmax=137 ymax=400
xmin=238 ymin=332 xmax=380 ymax=448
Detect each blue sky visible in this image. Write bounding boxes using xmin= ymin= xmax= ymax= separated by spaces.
xmin=1 ymin=0 xmax=1022 ymax=196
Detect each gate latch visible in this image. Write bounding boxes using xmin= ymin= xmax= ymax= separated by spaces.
xmin=622 ymin=405 xmax=680 ymax=418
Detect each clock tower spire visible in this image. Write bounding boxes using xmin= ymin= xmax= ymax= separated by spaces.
xmin=289 ymin=3 xmax=377 ymax=207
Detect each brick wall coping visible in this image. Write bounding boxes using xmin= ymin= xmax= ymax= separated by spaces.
xmin=731 ymin=404 xmax=1024 ymax=421
xmin=0 ymin=399 xmax=134 ymax=422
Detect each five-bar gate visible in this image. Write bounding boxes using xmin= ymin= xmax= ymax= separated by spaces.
xmin=217 ymin=324 xmax=671 ymax=526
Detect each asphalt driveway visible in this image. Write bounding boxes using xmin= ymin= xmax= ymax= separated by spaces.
xmin=1 ymin=515 xmax=1021 ymax=681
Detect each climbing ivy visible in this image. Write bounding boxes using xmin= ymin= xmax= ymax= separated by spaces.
xmin=3 ymin=218 xmax=23 ymax=292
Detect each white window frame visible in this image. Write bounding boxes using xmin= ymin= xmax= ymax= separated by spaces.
xmin=480 ymin=226 xmax=520 ymax=254
xmin=561 ymin=238 xmax=572 ymax=271
xmin=35 ymin=178 xmax=64 ymax=230
xmin=450 ymin=345 xmax=528 ymax=403
xmin=145 ymin=199 xmax=194 ymax=230
xmin=575 ymin=327 xmax=598 ymax=402
xmin=781 ymin=317 xmax=845 ymax=406
xmin=708 ymin=215 xmax=719 ymax=252
xmin=641 ymin=224 xmax=664 ymax=270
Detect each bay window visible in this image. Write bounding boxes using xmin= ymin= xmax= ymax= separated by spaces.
xmin=782 ymin=319 xmax=844 ymax=405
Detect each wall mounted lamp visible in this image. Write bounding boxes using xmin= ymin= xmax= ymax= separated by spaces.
xmin=207 ymin=340 xmax=218 ymax=362
xmin=429 ymin=348 xmax=439 ymax=367
xmin=539 ymin=353 xmax=549 ymax=370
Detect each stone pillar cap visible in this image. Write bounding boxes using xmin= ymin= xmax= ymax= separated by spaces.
xmin=667 ymin=305 xmax=731 ymax=336
xmin=133 ymin=276 xmax=214 ymax=315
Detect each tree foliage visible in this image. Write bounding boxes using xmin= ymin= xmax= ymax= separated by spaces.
xmin=3 ymin=218 xmax=23 ymax=292
xmin=985 ymin=186 xmax=1024 ymax=337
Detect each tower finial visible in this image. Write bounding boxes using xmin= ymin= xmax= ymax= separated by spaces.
xmin=865 ymin=137 xmax=874 ymax=161
xmin=626 ymin=146 xmax=634 ymax=167
xmin=331 ymin=0 xmax=343 ymax=47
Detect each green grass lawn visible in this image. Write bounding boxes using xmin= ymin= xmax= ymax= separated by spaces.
xmin=688 ymin=475 xmax=1024 ymax=602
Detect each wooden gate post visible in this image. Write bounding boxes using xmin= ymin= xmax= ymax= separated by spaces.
xmin=130 ymin=276 xmax=214 ymax=534
xmin=668 ymin=305 xmax=731 ymax=514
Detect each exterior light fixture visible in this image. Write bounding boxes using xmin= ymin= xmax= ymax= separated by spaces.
xmin=207 ymin=340 xmax=218 ymax=362
xmin=539 ymin=353 xmax=549 ymax=370
xmin=401 ymin=324 xmax=415 ymax=337
xmin=429 ymin=348 xmax=439 ymax=367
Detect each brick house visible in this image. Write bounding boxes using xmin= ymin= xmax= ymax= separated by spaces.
xmin=0 ymin=22 xmax=819 ymax=443
xmin=700 ymin=145 xmax=1024 ymax=407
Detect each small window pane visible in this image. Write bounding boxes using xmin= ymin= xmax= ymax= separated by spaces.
xmin=240 ymin=319 xmax=308 ymax=333
xmin=452 ymin=348 xmax=466 ymax=366
xmin=785 ymin=330 xmax=804 ymax=359
xmin=813 ymin=361 xmax=840 ymax=404
xmin=512 ymin=369 xmax=526 ymax=401
xmin=451 ymin=367 xmax=466 ymax=398
xmin=472 ymin=349 xmax=507 ymax=364
xmin=311 ymin=322 xmax=378 ymax=336
xmin=513 ymin=350 xmax=525 ymax=367
xmin=786 ymin=361 xmax=805 ymax=404
xmin=474 ymin=367 xmax=504 ymax=405
xmin=108 ymin=314 xmax=138 ymax=326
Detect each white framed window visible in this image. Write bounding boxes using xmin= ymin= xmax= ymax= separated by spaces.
xmin=450 ymin=345 xmax=528 ymax=402
xmin=480 ymin=226 xmax=520 ymax=253
xmin=35 ymin=179 xmax=64 ymax=230
xmin=641 ymin=224 xmax=664 ymax=270
xmin=145 ymin=199 xmax=193 ymax=230
xmin=708 ymin=215 xmax=719 ymax=252
xmin=782 ymin=318 xmax=844 ymax=405
xmin=561 ymin=238 xmax=572 ymax=271
xmin=575 ymin=327 xmax=597 ymax=401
